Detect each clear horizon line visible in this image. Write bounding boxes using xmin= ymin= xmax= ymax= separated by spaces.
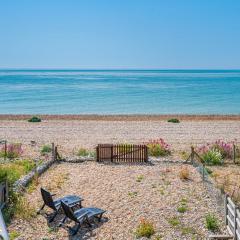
xmin=0 ymin=67 xmax=240 ymax=71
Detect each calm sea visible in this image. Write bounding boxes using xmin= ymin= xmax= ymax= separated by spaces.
xmin=0 ymin=70 xmax=239 ymax=114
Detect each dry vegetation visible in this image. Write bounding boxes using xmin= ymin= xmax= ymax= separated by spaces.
xmin=8 ymin=161 xmax=226 ymax=240
xmin=210 ymin=165 xmax=240 ymax=203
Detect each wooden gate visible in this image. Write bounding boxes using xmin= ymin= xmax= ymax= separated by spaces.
xmin=96 ymin=144 xmax=148 ymax=163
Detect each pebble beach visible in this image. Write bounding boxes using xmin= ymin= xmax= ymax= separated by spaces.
xmin=0 ymin=117 xmax=240 ymax=156
xmin=8 ymin=161 xmax=226 ymax=239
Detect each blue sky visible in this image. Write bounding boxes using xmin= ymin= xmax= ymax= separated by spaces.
xmin=0 ymin=0 xmax=240 ymax=69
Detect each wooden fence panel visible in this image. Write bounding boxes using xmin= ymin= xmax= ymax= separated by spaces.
xmin=225 ymin=195 xmax=240 ymax=240
xmin=96 ymin=144 xmax=148 ymax=163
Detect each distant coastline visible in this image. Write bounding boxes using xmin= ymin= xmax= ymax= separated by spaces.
xmin=1 ymin=114 xmax=240 ymax=121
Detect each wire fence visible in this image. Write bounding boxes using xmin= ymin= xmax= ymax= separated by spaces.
xmin=187 ymin=146 xmax=240 ymax=239
xmin=0 ymin=140 xmax=57 ymax=164
xmin=186 ymin=147 xmax=226 ymax=216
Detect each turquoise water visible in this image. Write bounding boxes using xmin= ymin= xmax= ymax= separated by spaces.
xmin=0 ymin=70 xmax=239 ymax=114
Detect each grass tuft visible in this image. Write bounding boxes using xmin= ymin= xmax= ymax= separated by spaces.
xmin=135 ymin=218 xmax=155 ymax=238
xmin=205 ymin=213 xmax=219 ymax=231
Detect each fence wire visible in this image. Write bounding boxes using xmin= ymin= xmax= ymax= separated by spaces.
xmin=191 ymin=158 xmax=225 ymax=216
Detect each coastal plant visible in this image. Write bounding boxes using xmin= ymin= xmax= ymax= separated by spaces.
xmin=77 ymin=148 xmax=95 ymax=157
xmin=136 ymin=175 xmax=144 ymax=182
xmin=202 ymin=149 xmax=223 ymax=165
xmin=177 ymin=202 xmax=187 ymax=213
xmin=205 ymin=213 xmax=219 ymax=231
xmin=135 ymin=218 xmax=155 ymax=238
xmin=77 ymin=148 xmax=88 ymax=156
xmin=179 ymin=150 xmax=189 ymax=160
xmin=179 ymin=166 xmax=190 ymax=180
xmin=145 ymin=138 xmax=171 ymax=157
xmin=28 ymin=116 xmax=41 ymax=122
xmin=197 ymin=140 xmax=235 ymax=163
xmin=0 ymin=159 xmax=36 ymax=223
xmin=40 ymin=144 xmax=52 ymax=155
xmin=14 ymin=195 xmax=36 ymax=220
xmin=0 ymin=159 xmax=36 ymax=185
xmin=177 ymin=203 xmax=188 ymax=213
xmin=0 ymin=143 xmax=23 ymax=159
xmin=168 ymin=216 xmax=180 ymax=227
xmin=128 ymin=191 xmax=138 ymax=197
xmin=9 ymin=231 xmax=20 ymax=240
xmin=167 ymin=118 xmax=180 ymax=123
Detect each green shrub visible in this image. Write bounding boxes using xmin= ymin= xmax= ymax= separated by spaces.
xmin=149 ymin=144 xmax=170 ymax=157
xmin=168 ymin=216 xmax=180 ymax=227
xmin=0 ymin=159 xmax=36 ymax=223
xmin=9 ymin=230 xmax=20 ymax=240
xmin=0 ymin=159 xmax=35 ymax=186
xmin=205 ymin=213 xmax=219 ymax=231
xmin=146 ymin=139 xmax=171 ymax=157
xmin=135 ymin=219 xmax=155 ymax=238
xmin=40 ymin=145 xmax=52 ymax=155
xmin=177 ymin=204 xmax=187 ymax=213
xmin=168 ymin=118 xmax=180 ymax=123
xmin=77 ymin=148 xmax=88 ymax=157
xmin=202 ymin=149 xmax=223 ymax=165
xmin=28 ymin=116 xmax=41 ymax=122
xmin=77 ymin=148 xmax=95 ymax=157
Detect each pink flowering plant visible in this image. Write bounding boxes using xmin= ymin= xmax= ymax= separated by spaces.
xmin=144 ymin=138 xmax=171 ymax=157
xmin=0 ymin=143 xmax=23 ymax=159
xmin=197 ymin=140 xmax=235 ymax=165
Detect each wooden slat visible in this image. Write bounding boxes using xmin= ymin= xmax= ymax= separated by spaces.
xmin=227 ymin=215 xmax=235 ymax=228
xmin=227 ymin=204 xmax=235 ymax=217
xmin=237 ymin=209 xmax=240 ymax=219
xmin=237 ymin=218 xmax=240 ymax=228
xmin=228 ymin=197 xmax=236 ymax=209
xmin=227 ymin=225 xmax=233 ymax=236
xmin=236 ymin=230 xmax=240 ymax=240
xmin=96 ymin=144 xmax=148 ymax=163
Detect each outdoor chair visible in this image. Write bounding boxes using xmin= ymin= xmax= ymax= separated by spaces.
xmin=60 ymin=201 xmax=106 ymax=235
xmin=38 ymin=188 xmax=83 ymax=223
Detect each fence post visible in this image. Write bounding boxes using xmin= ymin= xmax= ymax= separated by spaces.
xmin=145 ymin=145 xmax=148 ymax=162
xmin=111 ymin=145 xmax=113 ymax=163
xmin=233 ymin=144 xmax=236 ymax=164
xmin=190 ymin=146 xmax=194 ymax=164
xmin=54 ymin=146 xmax=58 ymax=161
xmin=51 ymin=143 xmax=55 ymax=161
xmin=234 ymin=206 xmax=237 ymax=240
xmin=202 ymin=163 xmax=205 ymax=181
xmin=96 ymin=146 xmax=99 ymax=162
xmin=4 ymin=140 xmax=7 ymax=161
xmin=224 ymin=194 xmax=228 ymax=225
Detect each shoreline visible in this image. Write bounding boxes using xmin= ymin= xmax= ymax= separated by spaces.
xmin=0 ymin=114 xmax=240 ymax=121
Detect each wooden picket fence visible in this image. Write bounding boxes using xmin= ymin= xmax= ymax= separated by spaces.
xmin=96 ymin=144 xmax=148 ymax=163
xmin=225 ymin=194 xmax=240 ymax=240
